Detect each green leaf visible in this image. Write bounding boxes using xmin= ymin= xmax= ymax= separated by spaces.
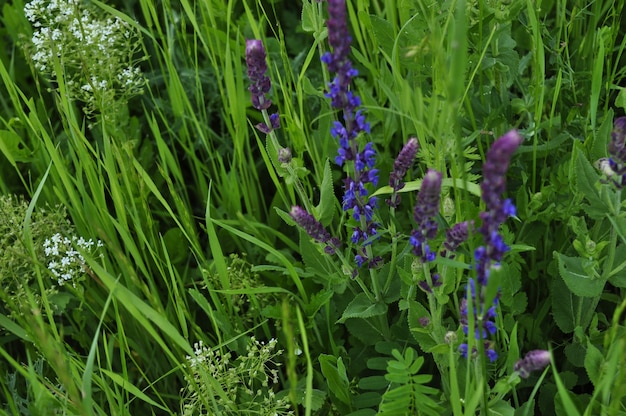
xmin=304 ymin=289 xmax=334 ymax=318
xmin=608 ymin=244 xmax=626 ymax=288
xmin=162 ymin=228 xmax=188 ymax=265
xmin=337 ymin=293 xmax=387 ymax=323
xmin=574 ymin=148 xmax=610 ymax=219
xmin=317 ymin=159 xmax=335 ymax=225
xmin=583 ymin=341 xmax=603 ymax=387
xmin=0 ymin=129 xmax=33 ymax=166
xmin=319 ymin=354 xmax=352 ymax=406
xmin=372 ymin=177 xmax=481 ymax=198
xmin=369 ymin=15 xmax=395 ymax=59
xmin=554 ymin=252 xmax=605 ymax=297
xmin=300 ymin=0 xmax=316 ymax=33
xmin=407 ymin=300 xmax=437 ymax=352
xmin=101 ymin=369 xmax=168 ymax=411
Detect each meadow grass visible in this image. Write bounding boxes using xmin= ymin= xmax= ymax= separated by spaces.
xmin=0 ymin=0 xmax=625 ymax=414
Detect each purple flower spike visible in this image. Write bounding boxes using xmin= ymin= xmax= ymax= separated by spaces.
xmin=245 ymin=40 xmax=272 ymax=111
xmin=606 ymin=117 xmax=626 ymax=188
xmin=387 ymin=137 xmax=419 ymax=207
xmin=459 ymin=130 xmax=521 ymax=362
xmin=443 ymin=220 xmax=473 ymax=255
xmin=410 ymin=169 xmax=442 ymax=262
xmin=480 ymin=130 xmax=523 ymax=220
xmin=245 ymin=39 xmax=280 ymax=133
xmin=290 ymin=206 xmax=340 ymax=254
xmin=514 ymin=350 xmax=551 ymax=378
xmin=322 ymin=0 xmax=379 ymax=261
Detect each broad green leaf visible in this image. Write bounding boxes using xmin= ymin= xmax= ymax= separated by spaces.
xmin=369 ymin=15 xmax=394 ymax=58
xmin=319 ymin=354 xmax=352 ymax=406
xmin=0 ymin=130 xmax=33 ymax=166
xmin=300 ymin=0 xmax=316 ymax=33
xmin=162 ymin=228 xmax=188 ymax=265
xmin=407 ymin=300 xmax=436 ymax=352
xmin=551 ymin=277 xmax=575 ymax=333
xmin=554 ymin=252 xmax=605 ymax=297
xmin=337 ymin=293 xmax=387 ymax=323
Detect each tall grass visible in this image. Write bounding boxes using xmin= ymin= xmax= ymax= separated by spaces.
xmin=0 ymin=0 xmax=625 ymax=414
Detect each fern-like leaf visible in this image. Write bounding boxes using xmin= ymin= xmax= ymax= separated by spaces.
xmin=377 ymin=348 xmax=443 ymax=416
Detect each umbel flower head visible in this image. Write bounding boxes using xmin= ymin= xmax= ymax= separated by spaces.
xmin=24 ymin=0 xmax=145 ymax=119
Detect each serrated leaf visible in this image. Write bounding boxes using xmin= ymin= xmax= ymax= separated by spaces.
xmin=319 ymin=354 xmax=351 ymax=406
xmin=337 ymin=293 xmax=387 ymax=323
xmin=317 ymin=159 xmax=335 ymax=225
xmin=299 ymin=229 xmax=335 ymax=279
xmin=303 ymin=289 xmax=334 ymax=318
xmin=551 ymin=277 xmax=575 ymax=333
xmin=584 ymin=341 xmax=603 ymax=387
xmin=554 ymin=252 xmax=605 ymax=297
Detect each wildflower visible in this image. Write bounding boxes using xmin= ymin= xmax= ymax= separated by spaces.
xmin=322 ymin=0 xmax=378 ymax=266
xmin=290 ymin=206 xmax=340 ymax=254
xmin=24 ymin=0 xmax=145 ymax=118
xmin=410 ymin=169 xmax=442 ymax=262
xmin=43 ymin=233 xmax=103 ymax=287
xmin=514 ymin=350 xmax=551 ymax=378
xmin=388 ymin=137 xmax=419 ymax=207
xmin=442 ymin=220 xmax=473 ymax=255
xmin=598 ymin=116 xmax=626 ymax=188
xmin=245 ymin=40 xmax=272 ymax=111
xmin=459 ymin=130 xmax=522 ymax=362
xmin=245 ymin=39 xmax=280 ymax=133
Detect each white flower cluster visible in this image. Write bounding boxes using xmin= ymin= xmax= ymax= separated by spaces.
xmin=182 ymin=337 xmax=293 ymax=415
xmin=24 ymin=0 xmax=145 ymax=114
xmin=43 ymin=233 xmax=103 ymax=287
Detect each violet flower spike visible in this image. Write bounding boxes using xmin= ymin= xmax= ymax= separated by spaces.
xmin=290 ymin=206 xmax=340 ymax=254
xmin=514 ymin=350 xmax=551 ymax=378
xmin=323 ymin=0 xmax=379 ymax=266
xmin=410 ymin=169 xmax=442 ymax=262
xmin=443 ymin=220 xmax=473 ymax=255
xmin=605 ymin=116 xmax=626 ymax=188
xmin=388 ymin=137 xmax=419 ymax=207
xmin=458 ymin=130 xmax=522 ymax=362
xmin=245 ymin=39 xmax=280 ymax=133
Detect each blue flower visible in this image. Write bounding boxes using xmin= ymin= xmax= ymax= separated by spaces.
xmin=323 ymin=0 xmax=379 ymax=264
xmin=459 ymin=130 xmax=522 ymax=361
xmin=410 ymin=169 xmax=442 ymax=262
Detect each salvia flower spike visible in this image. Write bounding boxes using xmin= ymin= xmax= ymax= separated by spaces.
xmin=459 ymin=130 xmax=523 ymax=362
xmin=322 ymin=0 xmax=379 ymax=267
xmin=245 ymin=39 xmax=280 ymax=133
